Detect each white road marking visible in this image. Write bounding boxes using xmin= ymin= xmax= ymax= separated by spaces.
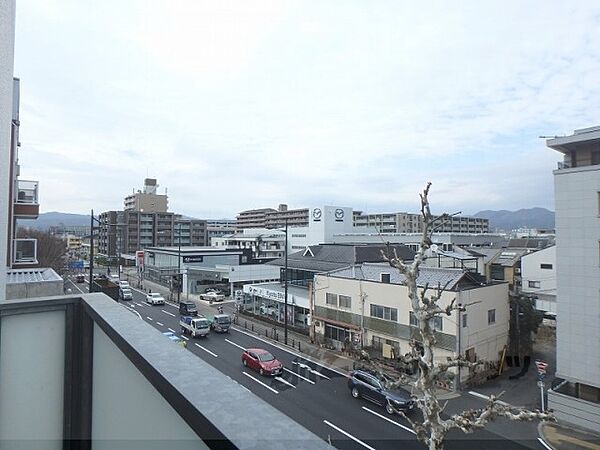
xmin=361 ymin=406 xmax=416 ymax=435
xmin=124 ymin=305 xmax=143 ymax=320
xmin=146 ymin=317 xmax=153 ymax=321
xmin=180 ymin=335 xmax=189 ymax=340
xmin=283 ymin=368 xmax=315 ymax=385
xmin=242 ymin=372 xmax=279 ymax=394
xmin=225 ymin=339 xmax=246 ymax=351
xmin=195 ymin=343 xmax=218 ymax=357
xmin=468 ymin=391 xmax=510 ymax=406
xmin=69 ymin=282 xmax=85 ymax=294
xmin=168 ymin=328 xmax=176 ymax=333
xmin=161 ymin=309 xmax=176 ymax=317
xmin=274 ymin=376 xmax=296 ymax=389
xmin=292 ymin=361 xmax=330 ymax=379
xmin=538 ymin=437 xmax=553 ymax=450
xmin=231 ymin=326 xmax=347 ymax=377
xmin=156 ymin=321 xmax=164 ymax=326
xmin=323 ymin=420 xmax=376 ymax=450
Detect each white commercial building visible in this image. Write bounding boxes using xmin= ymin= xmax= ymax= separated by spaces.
xmin=213 ymin=228 xmax=286 ymax=262
xmin=520 ymin=245 xmax=556 ymax=315
xmin=547 ymin=126 xmax=600 ymax=430
xmin=314 ymin=263 xmax=509 ymax=388
xmin=287 ymin=206 xmax=355 ymax=252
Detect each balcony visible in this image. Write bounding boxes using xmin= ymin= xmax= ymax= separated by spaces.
xmin=12 ymin=238 xmax=37 ymax=266
xmin=0 ymin=294 xmax=325 ymax=449
xmin=13 ymin=179 xmax=39 ymax=219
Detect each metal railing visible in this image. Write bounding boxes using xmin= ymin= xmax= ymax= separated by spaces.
xmin=15 ymin=179 xmax=39 ymax=204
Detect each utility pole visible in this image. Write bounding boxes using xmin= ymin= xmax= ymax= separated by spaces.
xmin=284 ymin=218 xmax=288 ymax=345
xmin=177 ymin=222 xmax=181 ymax=303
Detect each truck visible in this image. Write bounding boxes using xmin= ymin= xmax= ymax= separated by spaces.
xmin=200 ymin=292 xmax=225 ymax=302
xmin=120 ymin=287 xmax=133 ymax=301
xmin=180 ymin=316 xmax=210 ymax=338
xmin=91 ymin=278 xmax=120 ymax=301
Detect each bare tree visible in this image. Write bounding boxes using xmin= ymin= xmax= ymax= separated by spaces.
xmin=17 ymin=228 xmax=68 ymax=275
xmin=357 ymin=183 xmax=554 ymax=450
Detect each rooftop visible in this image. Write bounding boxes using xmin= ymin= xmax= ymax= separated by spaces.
xmin=7 ymin=267 xmax=62 ymax=283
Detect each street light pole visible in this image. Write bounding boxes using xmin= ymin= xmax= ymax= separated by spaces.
xmin=284 ymin=218 xmax=288 ymax=345
xmin=177 ymin=222 xmax=181 ymax=303
xmin=89 ymin=209 xmax=94 ymax=290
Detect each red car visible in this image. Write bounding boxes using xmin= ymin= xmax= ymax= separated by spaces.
xmin=241 ymin=348 xmax=283 ymax=376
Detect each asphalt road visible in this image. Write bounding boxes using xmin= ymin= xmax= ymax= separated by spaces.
xmin=65 ymin=276 xmax=548 ymax=450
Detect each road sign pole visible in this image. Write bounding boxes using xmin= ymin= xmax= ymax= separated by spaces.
xmin=540 ymin=382 xmax=545 ymax=412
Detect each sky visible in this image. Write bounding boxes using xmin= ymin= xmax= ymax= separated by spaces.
xmin=12 ymin=0 xmax=600 ymax=218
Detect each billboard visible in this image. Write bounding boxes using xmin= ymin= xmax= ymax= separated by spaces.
xmin=136 ymin=251 xmax=144 ymax=270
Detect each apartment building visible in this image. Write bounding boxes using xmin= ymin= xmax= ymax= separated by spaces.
xmin=206 ymin=219 xmax=236 ymax=245
xmin=236 ymin=204 xmax=309 ymax=229
xmin=213 ymin=228 xmax=286 ymax=261
xmin=547 ymin=126 xmax=600 ymax=430
xmin=124 ymin=178 xmax=168 ymax=213
xmin=353 ymin=211 xmax=489 ymax=234
xmin=314 ymin=263 xmax=509 ymax=387
xmin=520 ymin=245 xmax=556 ymax=316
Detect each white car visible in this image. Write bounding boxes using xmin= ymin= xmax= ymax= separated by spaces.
xmin=200 ymin=291 xmax=225 ymax=302
xmin=146 ymin=292 xmax=165 ymax=305
xmin=119 ymin=280 xmax=130 ymax=289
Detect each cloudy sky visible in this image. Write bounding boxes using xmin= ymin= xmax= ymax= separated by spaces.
xmin=13 ymin=1 xmax=600 ymax=218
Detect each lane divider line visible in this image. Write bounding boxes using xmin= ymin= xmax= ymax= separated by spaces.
xmin=323 ymin=420 xmax=375 ymax=450
xmin=123 ymin=305 xmax=142 ymax=320
xmin=156 ymin=322 xmax=164 ymax=326
xmin=146 ymin=317 xmax=153 ymax=321
xmin=242 ymin=372 xmax=279 ymax=394
xmin=168 ymin=328 xmax=176 ymax=333
xmin=181 ymin=335 xmax=189 ymax=341
xmin=274 ymin=376 xmax=296 ymax=389
xmin=538 ymin=437 xmax=552 ymax=450
xmin=468 ymin=391 xmax=510 ymax=407
xmin=161 ymin=309 xmax=176 ymax=317
xmin=225 ymin=339 xmax=246 ymax=351
xmin=283 ymin=368 xmax=315 ymax=385
xmin=231 ymin=326 xmax=347 ymax=377
xmin=361 ymin=406 xmax=416 ymax=435
xmin=195 ymin=343 xmax=218 ymax=358
xmin=292 ymin=361 xmax=330 ymax=380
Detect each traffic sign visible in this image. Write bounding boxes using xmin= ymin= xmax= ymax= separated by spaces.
xmin=535 ymin=360 xmax=548 ymax=375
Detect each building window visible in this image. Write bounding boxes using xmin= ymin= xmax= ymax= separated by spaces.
xmin=326 ymin=293 xmax=338 ymax=306
xmin=528 ymin=280 xmax=541 ymax=288
xmin=593 ymin=151 xmax=600 ymax=165
xmin=488 ymin=309 xmax=496 ymax=325
xmin=339 ymin=295 xmax=352 ymax=308
xmin=540 ymin=263 xmax=553 ymax=270
xmin=490 ymin=264 xmax=505 ymax=281
xmin=409 ymin=311 xmax=418 ymax=327
xmin=432 ymin=316 xmax=443 ymax=331
xmin=462 ymin=313 xmax=468 ymax=328
xmin=370 ymin=304 xmax=398 ymax=322
xmin=380 ymin=273 xmax=391 ymax=283
xmin=325 ymin=323 xmax=350 ymax=342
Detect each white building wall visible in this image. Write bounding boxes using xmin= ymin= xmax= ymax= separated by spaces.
xmin=289 ymin=206 xmax=354 ymax=252
xmin=520 ymin=245 xmax=557 ymax=313
xmin=0 ymin=0 xmax=16 ymax=302
xmin=555 ymin=166 xmax=600 ymax=388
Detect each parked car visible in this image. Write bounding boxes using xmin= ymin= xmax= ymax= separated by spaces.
xmin=75 ymin=274 xmax=85 ymax=283
xmin=205 ymin=288 xmax=223 ymax=295
xmin=241 ymin=348 xmax=283 ymax=376
xmin=210 ymin=314 xmax=231 ymax=333
xmin=347 ymin=370 xmax=414 ymax=415
xmin=179 ymin=301 xmax=198 ymax=316
xmin=200 ymin=292 xmax=225 ymax=302
xmin=146 ymin=292 xmax=165 ymax=305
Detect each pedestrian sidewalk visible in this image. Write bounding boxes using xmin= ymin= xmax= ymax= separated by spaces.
xmin=539 ymin=422 xmax=600 ymax=450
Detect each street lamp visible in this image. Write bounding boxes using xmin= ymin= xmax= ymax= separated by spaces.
xmin=284 ymin=218 xmax=288 ymax=345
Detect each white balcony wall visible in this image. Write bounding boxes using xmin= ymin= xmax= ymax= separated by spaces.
xmin=0 ymin=310 xmax=65 ymax=449
xmin=92 ymin=323 xmax=205 ymax=450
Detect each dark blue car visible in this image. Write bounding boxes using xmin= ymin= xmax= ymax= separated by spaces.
xmin=347 ymin=370 xmax=415 ymax=415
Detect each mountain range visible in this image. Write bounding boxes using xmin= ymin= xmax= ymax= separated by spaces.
xmin=473 ymin=207 xmax=555 ymax=232
xmin=23 ymin=212 xmax=90 ymax=230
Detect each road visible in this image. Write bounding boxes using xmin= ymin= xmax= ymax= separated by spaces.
xmin=65 ymin=275 xmax=548 ymax=450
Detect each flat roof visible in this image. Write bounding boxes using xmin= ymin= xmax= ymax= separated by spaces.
xmin=7 ymin=267 xmax=62 ymax=284
xmin=547 ymin=126 xmax=600 ymax=152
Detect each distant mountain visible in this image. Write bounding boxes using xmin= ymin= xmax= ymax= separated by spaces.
xmin=474 ymin=208 xmax=555 ymax=232
xmin=22 ymin=212 xmax=90 ymax=231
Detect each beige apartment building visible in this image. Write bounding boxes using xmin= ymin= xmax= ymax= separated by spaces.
xmin=314 ymin=263 xmax=509 ymax=386
xmin=124 ymin=178 xmax=168 ymax=213
xmin=237 ymin=204 xmax=309 ymax=229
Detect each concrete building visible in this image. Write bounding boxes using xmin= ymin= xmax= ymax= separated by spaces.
xmin=314 ymin=264 xmax=509 ymax=388
xmin=520 ymin=245 xmax=556 ymax=316
xmin=236 ymin=204 xmax=309 ymax=230
xmin=124 ymin=178 xmax=168 ymax=213
xmin=66 ymin=234 xmax=82 ymax=251
xmin=143 ymin=246 xmax=278 ymax=297
xmin=353 ymin=211 xmax=489 ymax=234
xmin=0 ymin=0 xmax=16 ymax=300
xmin=48 ymin=225 xmax=91 ymax=237
xmin=213 ymin=228 xmax=286 ymax=262
xmin=332 ymin=231 xmax=506 ymax=250
xmin=547 ymin=126 xmax=600 ymax=430
xmin=206 ymin=219 xmax=236 ymax=245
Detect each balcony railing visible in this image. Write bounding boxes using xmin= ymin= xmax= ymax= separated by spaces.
xmin=12 ymin=238 xmax=37 ymax=265
xmin=15 ymin=179 xmax=39 ymax=204
xmin=0 ymin=294 xmax=326 ymax=449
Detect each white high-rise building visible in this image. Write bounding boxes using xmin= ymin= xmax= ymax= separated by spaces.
xmin=547 ymin=126 xmax=600 ymax=430
xmin=0 ymin=0 xmax=17 ymax=302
